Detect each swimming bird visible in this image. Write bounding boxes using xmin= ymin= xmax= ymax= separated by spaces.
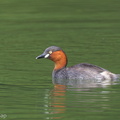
xmin=36 ymin=46 xmax=119 ymax=87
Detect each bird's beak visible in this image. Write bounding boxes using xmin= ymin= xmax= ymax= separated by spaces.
xmin=36 ymin=53 xmax=45 ymax=59
xmin=36 ymin=53 xmax=50 ymax=59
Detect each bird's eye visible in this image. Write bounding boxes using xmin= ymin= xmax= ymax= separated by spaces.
xmin=49 ymin=51 xmax=52 ymax=54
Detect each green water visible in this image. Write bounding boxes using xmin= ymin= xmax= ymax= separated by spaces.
xmin=0 ymin=0 xmax=120 ymax=119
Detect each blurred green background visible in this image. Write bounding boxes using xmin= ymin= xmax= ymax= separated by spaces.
xmin=0 ymin=0 xmax=120 ymax=85
xmin=0 ymin=0 xmax=120 ymax=119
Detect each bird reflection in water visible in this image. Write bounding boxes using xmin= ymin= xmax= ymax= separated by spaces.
xmin=44 ymin=81 xmax=119 ymax=119
xmin=45 ymin=85 xmax=66 ymax=119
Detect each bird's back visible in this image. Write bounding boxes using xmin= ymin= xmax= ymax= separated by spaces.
xmin=66 ymin=63 xmax=117 ymax=80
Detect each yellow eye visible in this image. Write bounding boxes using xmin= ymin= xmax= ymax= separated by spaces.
xmin=49 ymin=51 xmax=52 ymax=54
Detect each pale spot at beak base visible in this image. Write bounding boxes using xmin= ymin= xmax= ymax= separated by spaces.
xmin=45 ymin=54 xmax=50 ymax=58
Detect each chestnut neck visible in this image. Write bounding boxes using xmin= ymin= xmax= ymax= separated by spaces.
xmin=49 ymin=50 xmax=67 ymax=70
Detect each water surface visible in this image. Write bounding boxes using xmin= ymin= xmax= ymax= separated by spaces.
xmin=0 ymin=0 xmax=120 ymax=119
